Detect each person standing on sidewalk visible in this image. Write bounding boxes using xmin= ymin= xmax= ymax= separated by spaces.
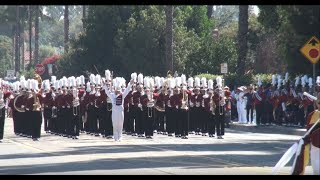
xmin=0 ymin=80 xmax=12 ymax=142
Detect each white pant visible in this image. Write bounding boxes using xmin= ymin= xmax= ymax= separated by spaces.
xmin=311 ymin=144 xmax=320 ymax=175
xmin=237 ymin=102 xmax=242 ymax=123
xmin=240 ymin=103 xmax=247 ymax=123
xmin=112 ymin=108 xmax=124 ymax=141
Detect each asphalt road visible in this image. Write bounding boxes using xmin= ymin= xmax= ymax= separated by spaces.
xmin=0 ymin=118 xmax=313 ymax=175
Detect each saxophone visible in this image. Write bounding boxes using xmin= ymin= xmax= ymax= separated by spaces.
xmin=33 ymin=92 xmax=41 ymax=111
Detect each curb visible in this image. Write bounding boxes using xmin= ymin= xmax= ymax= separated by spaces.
xmin=229 ymin=123 xmax=306 ymax=136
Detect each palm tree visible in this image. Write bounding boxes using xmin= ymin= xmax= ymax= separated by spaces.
xmin=207 ymin=5 xmax=213 ymax=19
xmin=64 ymin=5 xmax=69 ymax=53
xmin=165 ymin=5 xmax=173 ymax=72
xmin=237 ymin=5 xmax=248 ymax=76
xmin=28 ymin=5 xmax=32 ymax=67
xmin=34 ymin=5 xmax=39 ymax=65
xmin=15 ymin=5 xmax=20 ymax=73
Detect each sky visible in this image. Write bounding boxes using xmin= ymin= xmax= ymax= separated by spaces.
xmin=253 ymin=5 xmax=260 ymax=15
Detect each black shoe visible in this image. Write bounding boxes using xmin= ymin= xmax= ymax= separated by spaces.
xmin=217 ymin=136 xmax=223 ymax=139
xmin=32 ymin=138 xmax=39 ymax=141
xmin=181 ymin=136 xmax=188 ymax=139
xmin=146 ymin=136 xmax=153 ymax=139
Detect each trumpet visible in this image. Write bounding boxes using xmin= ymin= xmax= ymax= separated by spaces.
xmin=52 ymin=106 xmax=58 ymax=118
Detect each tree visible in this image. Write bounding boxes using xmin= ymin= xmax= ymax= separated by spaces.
xmin=14 ymin=5 xmax=20 ymax=73
xmin=64 ymin=5 xmax=69 ymax=53
xmin=28 ymin=5 xmax=32 ymax=66
xmin=258 ymin=5 xmax=320 ymax=75
xmin=34 ymin=5 xmax=40 ymax=65
xmin=207 ymin=5 xmax=213 ymax=18
xmin=237 ymin=5 xmax=248 ymax=76
xmin=165 ymin=5 xmax=173 ymax=72
xmin=0 ymin=35 xmax=13 ymax=77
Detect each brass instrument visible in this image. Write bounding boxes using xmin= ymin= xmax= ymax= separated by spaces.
xmin=147 ymin=91 xmax=155 ymax=118
xmin=14 ymin=94 xmax=25 ymax=112
xmin=106 ymin=71 xmax=113 ymax=111
xmin=138 ymin=95 xmax=143 ymax=111
xmin=33 ymin=92 xmax=41 ymax=111
xmin=72 ymin=88 xmax=80 ymax=116
xmin=210 ymin=95 xmax=216 ymax=115
xmin=106 ymin=96 xmax=112 ymax=111
xmin=181 ymin=89 xmax=188 ymax=110
xmin=218 ymin=78 xmax=225 ymax=115
xmin=52 ymin=106 xmax=58 ymax=118
xmin=34 ymin=73 xmax=43 ymax=89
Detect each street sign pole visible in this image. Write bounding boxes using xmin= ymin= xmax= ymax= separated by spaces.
xmin=313 ymin=64 xmax=316 ymax=96
xmin=300 ymin=36 xmax=319 ymax=96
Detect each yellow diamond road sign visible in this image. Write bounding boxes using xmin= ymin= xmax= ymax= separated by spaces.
xmin=300 ymin=36 xmax=320 ymax=64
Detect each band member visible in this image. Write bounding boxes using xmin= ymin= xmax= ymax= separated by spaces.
xmin=178 ymin=75 xmax=191 ymax=139
xmin=25 ymin=79 xmax=43 ymax=141
xmin=193 ymin=77 xmax=203 ymax=135
xmin=0 ymin=79 xmax=12 ymax=142
xmin=224 ymin=86 xmax=232 ymax=127
xmin=236 ymin=86 xmax=246 ymax=124
xmin=77 ymin=76 xmax=86 ymax=133
xmin=187 ymin=77 xmax=195 ymax=134
xmin=124 ymin=73 xmax=136 ymax=135
xmin=204 ymin=79 xmax=216 ymax=138
xmin=253 ymin=77 xmax=264 ymax=125
xmin=153 ymin=77 xmax=168 ymax=135
xmin=166 ymin=77 xmax=175 ymax=136
xmin=244 ymin=84 xmax=254 ymax=124
xmin=104 ymin=77 xmax=133 ymax=142
xmin=140 ymin=77 xmax=155 ymax=139
xmin=291 ymin=92 xmax=320 ymax=175
xmin=270 ymin=75 xmax=280 ymax=124
xmin=131 ymin=73 xmax=144 ymax=137
xmin=200 ymin=77 xmax=208 ymax=136
xmin=42 ymin=80 xmax=53 ymax=133
xmin=86 ymin=74 xmax=98 ymax=136
xmin=214 ymin=76 xmax=225 ymax=139
xmin=104 ymin=70 xmax=113 ymax=139
xmin=69 ymin=76 xmax=81 ymax=139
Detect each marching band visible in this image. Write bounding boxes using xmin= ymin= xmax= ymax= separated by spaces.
xmin=0 ymin=71 xmax=320 ymax=143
